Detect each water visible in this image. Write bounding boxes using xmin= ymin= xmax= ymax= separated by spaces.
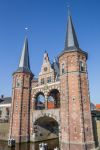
xmin=0 ymin=139 xmax=59 ymax=150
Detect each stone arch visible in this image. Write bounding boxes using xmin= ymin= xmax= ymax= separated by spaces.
xmin=32 ymin=115 xmax=59 ymax=142
xmin=33 ymin=112 xmax=59 ymax=124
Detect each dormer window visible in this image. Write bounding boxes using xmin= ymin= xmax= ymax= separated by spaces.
xmin=62 ymin=63 xmax=65 ymax=74
xmin=41 ymin=78 xmax=44 ymax=85
xmin=80 ymin=61 xmax=86 ymax=72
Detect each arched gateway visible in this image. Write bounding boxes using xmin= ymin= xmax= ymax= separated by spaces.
xmin=30 ymin=107 xmax=60 ymax=142
xmin=32 ymin=116 xmax=59 ymax=142
xmin=9 ymin=9 xmax=95 ymax=150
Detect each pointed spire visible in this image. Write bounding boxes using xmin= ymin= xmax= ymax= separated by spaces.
xmin=16 ymin=37 xmax=31 ymax=73
xmin=43 ymin=51 xmax=49 ymax=64
xmin=64 ymin=14 xmax=79 ymax=50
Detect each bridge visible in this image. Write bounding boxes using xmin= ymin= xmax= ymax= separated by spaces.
xmin=30 ymin=109 xmax=60 ymax=142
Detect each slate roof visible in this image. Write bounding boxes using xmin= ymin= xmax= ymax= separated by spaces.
xmin=58 ymin=14 xmax=88 ymax=59
xmin=90 ymin=103 xmax=96 ymax=111
xmin=52 ymin=58 xmax=60 ymax=80
xmin=15 ymin=37 xmax=33 ymax=74
xmin=64 ymin=15 xmax=79 ymax=51
xmin=0 ymin=97 xmax=12 ymax=104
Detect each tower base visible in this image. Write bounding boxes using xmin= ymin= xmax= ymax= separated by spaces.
xmin=61 ymin=141 xmax=95 ymax=150
xmin=11 ymin=135 xmax=30 ymax=143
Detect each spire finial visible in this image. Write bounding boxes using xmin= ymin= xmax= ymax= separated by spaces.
xmin=64 ymin=5 xmax=79 ymax=51
xmin=16 ymin=36 xmax=31 ymax=73
xmin=67 ymin=3 xmax=70 ymax=16
xmin=44 ymin=50 xmax=47 ymax=53
xmin=67 ymin=0 xmax=71 ymax=15
xmin=24 ymin=27 xmax=29 ymax=39
xmin=25 ymin=27 xmax=28 ymax=34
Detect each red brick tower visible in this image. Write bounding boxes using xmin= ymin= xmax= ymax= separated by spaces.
xmin=9 ymin=37 xmax=33 ymax=143
xmin=59 ymin=15 xmax=95 ymax=150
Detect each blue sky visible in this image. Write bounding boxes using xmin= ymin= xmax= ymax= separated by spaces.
xmin=0 ymin=0 xmax=100 ymax=104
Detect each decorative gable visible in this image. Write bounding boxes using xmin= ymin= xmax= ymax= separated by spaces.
xmin=39 ymin=51 xmax=55 ymax=85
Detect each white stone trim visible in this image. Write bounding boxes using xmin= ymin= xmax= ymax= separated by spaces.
xmin=0 ymin=104 xmax=11 ymax=107
xmin=32 ymin=81 xmax=60 ymax=90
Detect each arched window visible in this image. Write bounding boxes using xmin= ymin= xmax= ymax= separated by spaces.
xmin=47 ymin=89 xmax=60 ymax=109
xmin=35 ymin=93 xmax=45 ymax=110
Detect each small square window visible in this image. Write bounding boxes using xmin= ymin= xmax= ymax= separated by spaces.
xmin=47 ymin=77 xmax=51 ymax=83
xmin=62 ymin=64 xmax=65 ymax=74
xmin=16 ymin=79 xmax=22 ymax=87
xmin=41 ymin=78 xmax=44 ymax=85
xmin=80 ymin=61 xmax=86 ymax=72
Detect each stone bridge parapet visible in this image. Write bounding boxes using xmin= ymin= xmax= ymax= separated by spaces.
xmin=32 ymin=108 xmax=60 ymax=124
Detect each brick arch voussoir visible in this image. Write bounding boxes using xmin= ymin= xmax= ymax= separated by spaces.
xmin=32 ymin=89 xmax=46 ymax=99
xmin=47 ymin=86 xmax=60 ymax=96
xmin=33 ymin=113 xmax=59 ymax=125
